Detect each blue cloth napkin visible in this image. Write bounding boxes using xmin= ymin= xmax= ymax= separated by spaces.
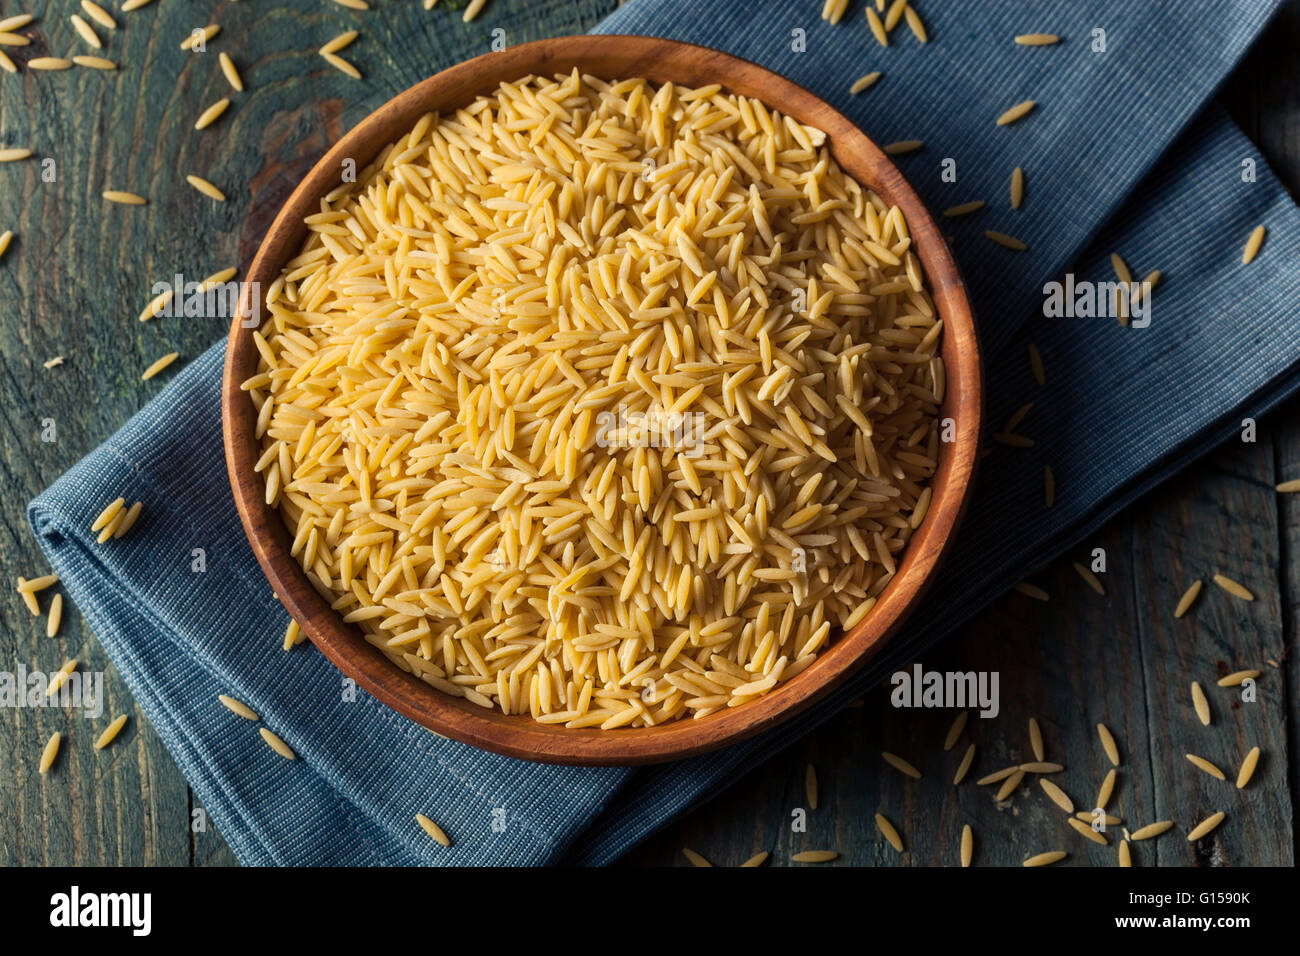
xmin=29 ymin=0 xmax=1300 ymax=866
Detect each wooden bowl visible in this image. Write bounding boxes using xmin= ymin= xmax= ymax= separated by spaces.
xmin=222 ymin=35 xmax=982 ymax=766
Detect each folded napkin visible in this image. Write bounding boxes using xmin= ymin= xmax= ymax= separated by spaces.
xmin=30 ymin=0 xmax=1300 ymax=866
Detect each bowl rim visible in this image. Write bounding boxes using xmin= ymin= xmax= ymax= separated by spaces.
xmin=222 ymin=34 xmax=983 ymax=766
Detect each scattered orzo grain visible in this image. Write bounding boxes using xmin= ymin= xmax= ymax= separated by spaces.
xmin=46 ymin=593 xmax=63 ymax=638
xmin=1013 ymin=581 xmax=1049 ymax=601
xmin=1023 ymin=850 xmax=1066 ymax=867
xmin=943 ymin=200 xmax=985 ymax=217
xmin=821 ymin=0 xmax=850 ymax=24
xmin=321 ymin=50 xmax=361 ymax=79
xmin=740 ymin=851 xmax=769 ymax=867
xmin=1110 ymin=253 xmax=1131 ymax=286
xmin=28 ymin=57 xmax=74 ymax=70
xmin=462 ymin=0 xmax=488 ymax=22
xmin=995 ymin=770 xmax=1026 ymax=801
xmin=333 ymin=0 xmax=369 ymax=9
xmin=985 ymin=229 xmax=1027 ymax=251
xmin=1130 ymin=820 xmax=1173 ymax=841
xmin=18 ymin=573 xmax=58 ymax=594
xmin=1039 ymin=779 xmax=1074 ymax=813
xmin=259 ymin=727 xmax=295 ymax=759
xmin=0 ymin=14 xmax=33 ymax=31
xmin=903 ymin=5 xmax=927 ymax=42
xmin=1010 ymin=166 xmax=1025 ymax=209
xmin=15 ymin=578 xmax=41 ymax=615
xmin=1075 ymin=810 xmax=1121 ymax=826
xmin=180 ymin=24 xmax=219 ymax=50
xmin=46 ymin=659 xmax=76 ymax=696
xmin=82 ymin=0 xmax=116 ymax=29
xmin=866 ymin=7 xmax=888 ymax=45
xmin=883 ymin=139 xmax=923 ymax=155
xmin=1174 ymin=580 xmax=1203 ymax=618
xmin=73 ymin=55 xmax=116 ymax=70
xmin=976 ymin=766 xmax=1018 ymax=786
xmin=1212 ymin=573 xmax=1253 ymax=601
xmin=1235 ymin=746 xmax=1260 ymax=790
xmin=97 ymin=511 xmax=124 ymax=543
xmin=416 ymin=813 xmax=452 ymax=847
xmin=122 ymin=0 xmax=154 ymax=10
xmin=321 ymin=30 xmax=357 ymax=55
xmin=92 ymin=497 xmax=125 ymax=533
xmin=94 ymin=714 xmax=129 ymax=750
xmin=43 ymin=356 xmax=65 ymax=369
xmin=1096 ymin=768 xmax=1117 ymax=808
xmin=882 ymin=752 xmax=922 ymax=779
xmin=1216 ymin=669 xmax=1260 ymax=687
xmin=0 ymin=147 xmax=33 ymax=162
xmin=1185 ymin=753 xmax=1225 ymax=780
xmin=0 ymin=229 xmax=11 ymax=257
xmin=992 ymin=431 xmax=1034 ymax=447
xmin=882 ymin=0 xmax=907 ymax=30
xmin=39 ymin=731 xmax=61 ymax=773
xmin=849 ymin=71 xmax=881 ymax=95
xmin=1137 ymin=268 xmax=1161 ymax=302
xmin=141 ymin=351 xmax=179 ymax=381
xmin=996 ymin=100 xmax=1036 ymax=126
xmin=1028 ymin=716 xmax=1044 ymax=761
xmin=194 ymin=98 xmax=230 ymax=130
xmin=114 ymin=501 xmax=143 ymax=538
xmin=249 ymin=74 xmax=945 ymax=727
xmin=1118 ymin=839 xmax=1132 ymax=866
xmin=960 ymin=824 xmax=973 ymax=867
xmin=138 ymin=288 xmax=174 ymax=322
xmin=792 ymin=849 xmax=838 ymax=863
xmin=805 ymin=762 xmax=818 ymax=809
xmin=1003 ymin=403 xmax=1033 ymax=434
xmin=218 ymin=693 xmax=259 ymax=720
xmin=1068 ymin=816 xmax=1109 ymax=845
xmin=874 ymin=812 xmax=904 ymax=853
xmin=1275 ymin=478 xmax=1300 ymax=493
xmin=1014 ymin=33 xmax=1060 ymax=45
xmin=1074 ymin=563 xmax=1106 ymax=597
xmin=283 ymin=619 xmax=304 ymax=650
xmin=1186 ymin=811 xmax=1225 ymax=842
xmin=1190 ymin=681 xmax=1210 ymax=726
xmin=1241 ymin=225 xmax=1266 ymax=264
xmin=199 ymin=267 xmax=238 ymax=292
xmin=943 ymin=710 xmax=968 ymax=751
xmin=70 ymin=15 xmax=101 ymax=49
xmin=103 ymin=190 xmax=147 ymax=205
xmin=953 ymin=743 xmax=975 ymax=784
xmin=186 ymin=174 xmax=226 ymax=201
xmin=1028 ymin=343 xmax=1045 ymax=385
xmin=1019 ymin=762 xmax=1063 ymax=774
xmin=218 ymin=51 xmax=243 ymax=91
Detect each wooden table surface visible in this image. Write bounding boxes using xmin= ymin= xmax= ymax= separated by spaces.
xmin=1 ymin=0 xmax=1295 ymax=867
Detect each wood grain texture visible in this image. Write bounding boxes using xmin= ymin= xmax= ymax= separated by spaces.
xmin=2 ymin=0 xmax=1296 ymax=864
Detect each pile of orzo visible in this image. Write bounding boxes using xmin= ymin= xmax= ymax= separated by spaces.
xmin=244 ymin=70 xmax=944 ymax=728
